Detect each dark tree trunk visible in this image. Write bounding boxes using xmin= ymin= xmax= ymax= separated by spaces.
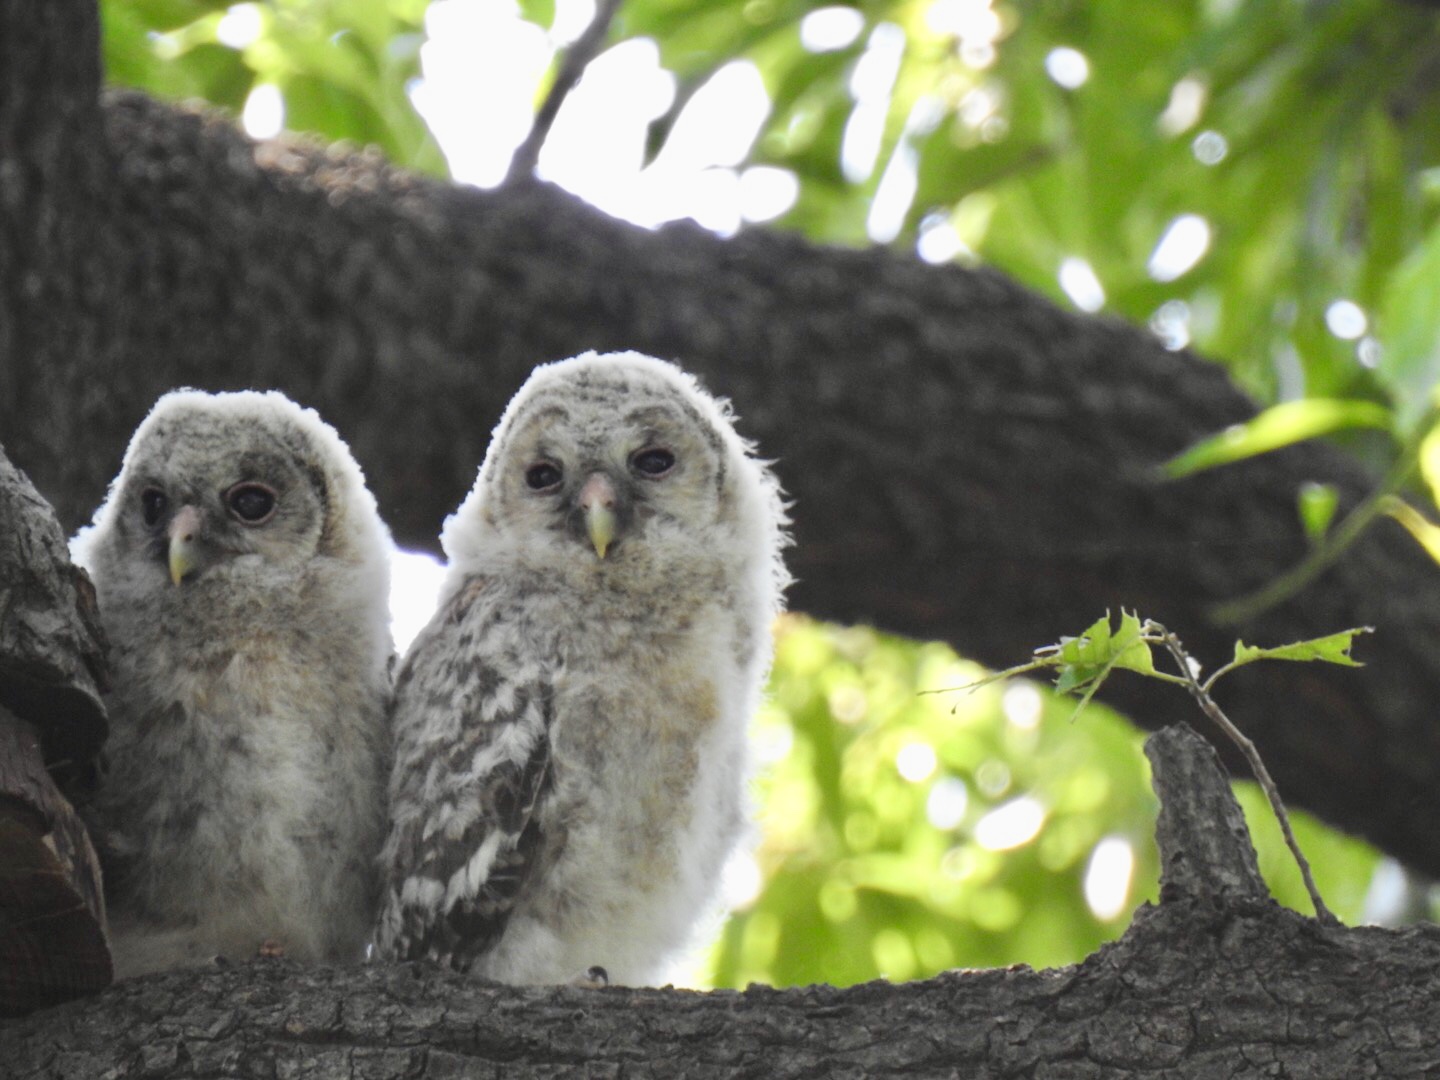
xmin=9 ymin=726 xmax=1440 ymax=1077
xmin=0 ymin=449 xmax=110 ymax=1014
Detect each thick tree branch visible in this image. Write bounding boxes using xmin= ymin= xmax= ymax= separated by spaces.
xmin=7 ymin=89 xmax=1440 ymax=881
xmin=8 ymin=726 xmax=1440 ymax=1075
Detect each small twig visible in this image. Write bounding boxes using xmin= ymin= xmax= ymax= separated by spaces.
xmin=505 ymin=0 xmax=625 ymax=185
xmin=1209 ymin=412 xmax=1431 ymax=626
xmin=1208 ymin=479 xmax=1398 ymax=626
xmin=1153 ymin=623 xmax=1338 ymax=925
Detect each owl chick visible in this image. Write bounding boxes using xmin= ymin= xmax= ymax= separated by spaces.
xmin=71 ymin=390 xmax=394 ymax=978
xmin=376 ymin=351 xmax=789 ymax=984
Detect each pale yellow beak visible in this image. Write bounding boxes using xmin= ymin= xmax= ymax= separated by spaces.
xmin=578 ymin=473 xmax=618 ymax=559
xmin=167 ymin=505 xmax=203 ymax=586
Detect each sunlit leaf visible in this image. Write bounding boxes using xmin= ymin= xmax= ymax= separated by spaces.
xmin=1297 ymin=482 xmax=1340 ymax=544
xmin=1383 ymin=496 xmax=1440 ymax=566
xmin=103 ymin=0 xmax=443 ymax=176
xmin=106 ymin=0 xmax=231 ymax=32
xmin=1231 ymin=627 xmax=1372 ymax=668
xmin=1234 ymin=783 xmax=1383 ymax=919
xmin=1163 ymin=399 xmax=1393 ymax=479
xmin=1377 ymin=220 xmax=1440 ymax=436
xmin=1417 ymin=423 xmax=1440 ymax=512
xmin=1051 ymin=612 xmax=1153 ymax=680
xmin=516 ymin=0 xmax=556 ymax=31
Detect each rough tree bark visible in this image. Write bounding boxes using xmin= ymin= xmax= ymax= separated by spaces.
xmin=0 ymin=450 xmax=110 ymax=1014
xmin=6 ymin=0 xmax=1440 ymax=883
xmin=7 ymin=725 xmax=1440 ymax=1077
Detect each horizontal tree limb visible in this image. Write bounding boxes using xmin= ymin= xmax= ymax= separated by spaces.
xmin=8 ymin=88 xmax=1440 ymax=881
xmin=8 ymin=726 xmax=1439 ymax=1076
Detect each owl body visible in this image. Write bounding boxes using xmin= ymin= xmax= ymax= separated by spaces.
xmin=72 ymin=390 xmax=393 ymax=977
xmin=378 ymin=352 xmax=788 ymax=984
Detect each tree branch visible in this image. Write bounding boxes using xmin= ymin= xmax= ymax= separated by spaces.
xmin=9 ymin=726 xmax=1440 ymax=1074
xmin=1145 ymin=723 xmax=1268 ymax=905
xmin=504 ymin=0 xmax=625 ymax=184
xmin=1154 ymin=629 xmax=1335 ymax=923
xmin=11 ymin=89 xmax=1440 ymax=881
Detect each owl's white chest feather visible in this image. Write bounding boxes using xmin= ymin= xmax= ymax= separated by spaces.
xmin=379 ymin=350 xmax=789 ymax=984
xmin=97 ymin=580 xmax=388 ymax=975
xmin=476 ymin=586 xmax=756 ymax=985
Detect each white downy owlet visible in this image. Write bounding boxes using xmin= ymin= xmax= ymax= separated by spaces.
xmin=72 ymin=389 xmax=393 ymax=977
xmin=376 ymin=351 xmax=790 ymax=984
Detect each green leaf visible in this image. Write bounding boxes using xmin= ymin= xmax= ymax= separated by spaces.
xmin=1048 ymin=612 xmax=1155 ymax=707
xmin=1055 ymin=615 xmax=1112 ymax=667
xmin=1053 ymin=663 xmax=1101 ymax=696
xmin=103 ymin=0 xmax=231 ymax=34
xmin=1383 ymin=495 xmax=1440 ymax=566
xmin=516 ymin=0 xmax=556 ymax=31
xmin=1297 ymin=482 xmax=1340 ymax=544
xmin=1377 ymin=218 xmax=1440 ymax=437
xmin=1163 ymin=399 xmax=1394 ymax=479
xmin=1052 ymin=613 xmax=1152 ymax=674
xmin=1108 ymin=611 xmax=1157 ymax=677
xmin=1232 ymin=627 xmax=1373 ymax=668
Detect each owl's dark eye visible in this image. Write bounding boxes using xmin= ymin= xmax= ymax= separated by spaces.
xmin=140 ymin=487 xmax=168 ymax=527
xmin=525 ymin=462 xmax=563 ymax=492
xmin=226 ymin=482 xmax=278 ymax=524
xmin=631 ymin=448 xmax=676 ymax=478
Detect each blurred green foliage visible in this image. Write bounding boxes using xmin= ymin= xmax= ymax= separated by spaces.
xmin=699 ymin=616 xmax=1381 ymax=989
xmin=705 ymin=615 xmax=1162 ymax=988
xmin=101 ymin=0 xmax=444 ymax=173
xmin=99 ymin=0 xmax=1426 ymax=987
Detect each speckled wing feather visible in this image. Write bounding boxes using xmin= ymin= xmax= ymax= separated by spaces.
xmin=377 ymin=577 xmax=555 ymax=970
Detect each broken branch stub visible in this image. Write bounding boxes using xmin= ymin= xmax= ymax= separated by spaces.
xmin=1145 ymin=723 xmax=1268 ymax=907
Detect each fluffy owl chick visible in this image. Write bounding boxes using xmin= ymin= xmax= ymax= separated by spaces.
xmin=71 ymin=390 xmax=394 ymax=978
xmin=376 ymin=351 xmax=789 ymax=984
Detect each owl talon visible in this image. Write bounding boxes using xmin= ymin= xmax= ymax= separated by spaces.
xmin=257 ymin=939 xmax=286 ymax=959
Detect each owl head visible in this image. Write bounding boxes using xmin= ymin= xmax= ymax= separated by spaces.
xmin=443 ymin=352 xmax=789 ymax=601
xmin=73 ymin=389 xmax=392 ymax=614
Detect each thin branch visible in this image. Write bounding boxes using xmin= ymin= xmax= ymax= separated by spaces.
xmin=1208 ymin=408 xmax=1436 ymax=625
xmin=1153 ymin=624 xmax=1338 ymax=925
xmin=505 ymin=0 xmax=626 ymax=185
xmin=1208 ymin=476 xmax=1401 ymax=625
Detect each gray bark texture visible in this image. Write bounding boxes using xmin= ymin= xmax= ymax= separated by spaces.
xmin=7 ymin=725 xmax=1440 ymax=1079
xmin=0 ymin=448 xmax=111 ymax=1014
xmin=5 ymin=0 xmax=1440 ymax=885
